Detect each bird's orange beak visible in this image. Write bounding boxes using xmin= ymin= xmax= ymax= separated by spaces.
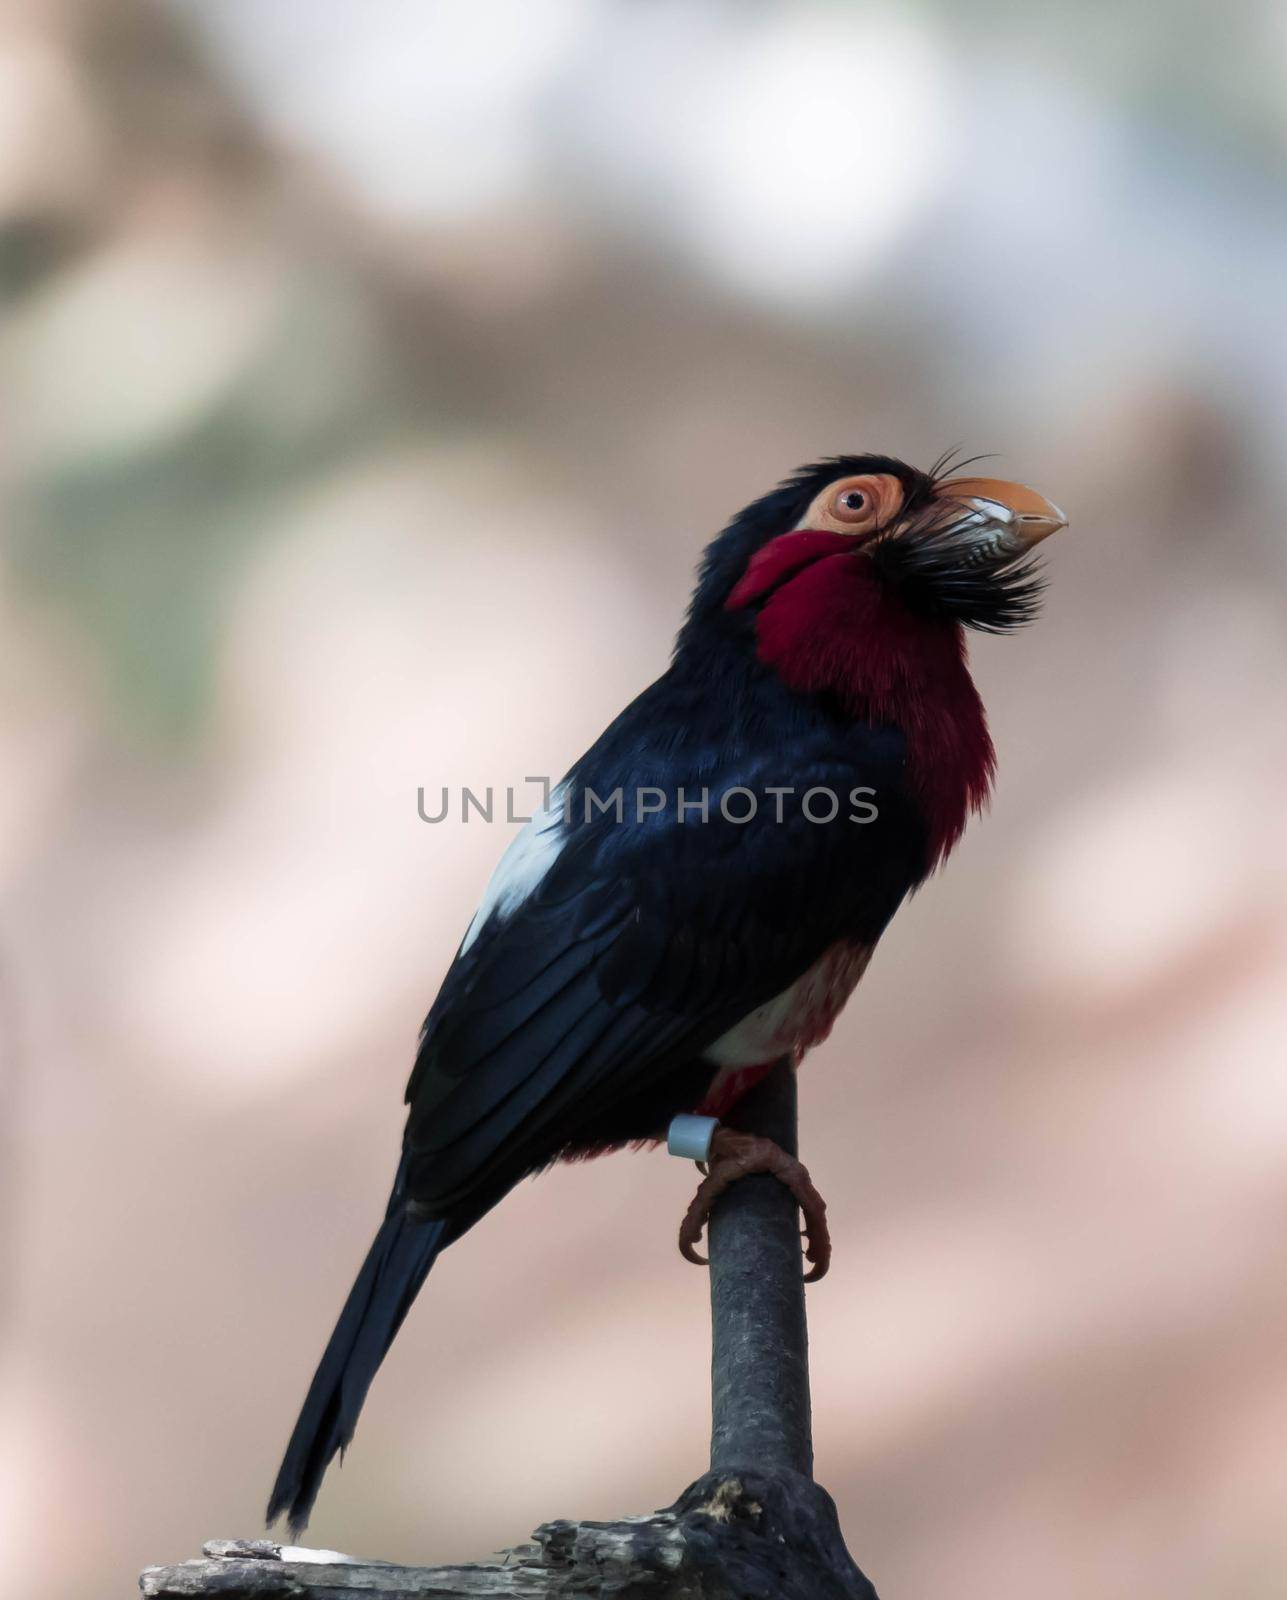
xmin=936 ymin=477 xmax=1068 ymax=551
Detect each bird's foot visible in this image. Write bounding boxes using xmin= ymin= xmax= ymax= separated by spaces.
xmin=678 ymin=1127 xmax=831 ymax=1282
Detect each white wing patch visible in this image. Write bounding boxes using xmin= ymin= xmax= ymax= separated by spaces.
xmin=460 ymin=782 xmax=569 ymax=952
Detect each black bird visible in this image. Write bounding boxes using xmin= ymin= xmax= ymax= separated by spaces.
xmin=267 ymin=452 xmax=1067 ymax=1532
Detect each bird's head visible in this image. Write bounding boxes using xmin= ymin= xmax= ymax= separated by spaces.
xmin=692 ymin=452 xmax=1067 ymax=638
xmin=677 ymin=453 xmax=1068 ymax=864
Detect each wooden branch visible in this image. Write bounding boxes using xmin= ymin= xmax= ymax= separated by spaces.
xmin=709 ymin=1061 xmax=813 ymax=1478
xmin=140 ymin=1061 xmax=880 ymax=1598
xmin=142 ymin=1470 xmax=874 ymax=1599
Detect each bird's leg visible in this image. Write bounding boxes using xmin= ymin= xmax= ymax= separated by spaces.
xmin=678 ymin=1126 xmax=831 ymax=1282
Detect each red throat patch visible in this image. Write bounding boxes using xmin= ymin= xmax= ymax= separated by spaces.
xmin=727 ymin=534 xmax=995 ymax=868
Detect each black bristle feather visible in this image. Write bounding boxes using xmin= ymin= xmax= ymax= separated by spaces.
xmin=869 ymin=500 xmax=1047 ymax=633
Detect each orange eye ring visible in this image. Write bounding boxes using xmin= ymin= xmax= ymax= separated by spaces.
xmin=800 ymin=472 xmax=905 ymax=537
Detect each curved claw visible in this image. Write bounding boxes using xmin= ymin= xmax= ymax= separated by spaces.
xmin=678 ymin=1232 xmax=709 ymax=1267
xmin=676 ymin=1128 xmax=832 ymax=1281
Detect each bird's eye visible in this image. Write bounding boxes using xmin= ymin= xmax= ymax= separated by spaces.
xmin=827 ymin=477 xmax=884 ymax=528
xmin=801 ymin=471 xmax=904 ymax=536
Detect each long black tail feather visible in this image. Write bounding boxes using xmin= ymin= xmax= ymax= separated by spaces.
xmin=266 ymin=1203 xmax=447 ymax=1535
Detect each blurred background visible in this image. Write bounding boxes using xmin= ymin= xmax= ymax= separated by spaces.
xmin=2 ymin=2 xmax=1286 ymax=1597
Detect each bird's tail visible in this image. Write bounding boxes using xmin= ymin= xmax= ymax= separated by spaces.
xmin=266 ymin=1199 xmax=447 ymax=1535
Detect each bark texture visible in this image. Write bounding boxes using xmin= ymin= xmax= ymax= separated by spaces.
xmin=142 ymin=1472 xmax=876 ymax=1599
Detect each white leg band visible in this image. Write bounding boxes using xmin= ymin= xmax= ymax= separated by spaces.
xmin=667 ymin=1114 xmax=719 ymax=1163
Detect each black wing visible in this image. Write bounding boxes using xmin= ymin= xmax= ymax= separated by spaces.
xmin=403 ymin=726 xmax=926 ymax=1219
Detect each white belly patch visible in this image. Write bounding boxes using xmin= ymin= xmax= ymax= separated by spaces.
xmin=700 ymin=939 xmax=873 ymax=1106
